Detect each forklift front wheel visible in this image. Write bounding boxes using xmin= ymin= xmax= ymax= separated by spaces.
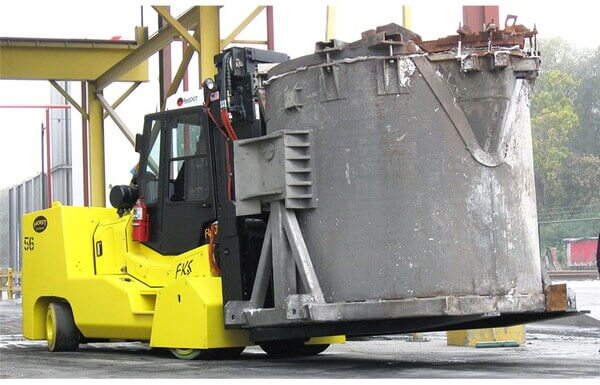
xmin=260 ymin=341 xmax=330 ymax=357
xmin=170 ymin=348 xmax=202 ymax=360
xmin=46 ymin=302 xmax=80 ymax=352
xmin=170 ymin=347 xmax=245 ymax=360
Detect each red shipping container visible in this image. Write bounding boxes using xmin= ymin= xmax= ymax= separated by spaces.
xmin=565 ymin=237 xmax=599 ymax=266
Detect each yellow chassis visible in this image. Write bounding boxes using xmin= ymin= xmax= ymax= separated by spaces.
xmin=22 ymin=202 xmax=344 ymax=349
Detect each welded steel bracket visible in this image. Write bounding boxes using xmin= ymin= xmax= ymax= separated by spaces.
xmin=225 ymin=201 xmax=325 ymax=326
xmin=413 ymin=55 xmax=533 ymax=167
xmin=234 ymin=130 xmax=316 ymax=215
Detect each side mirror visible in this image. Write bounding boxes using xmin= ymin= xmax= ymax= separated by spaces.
xmin=135 ymin=133 xmax=143 ymax=153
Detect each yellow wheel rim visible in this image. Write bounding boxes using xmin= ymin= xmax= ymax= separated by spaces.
xmin=46 ymin=306 xmax=56 ymax=351
xmin=171 ymin=348 xmax=201 ymax=360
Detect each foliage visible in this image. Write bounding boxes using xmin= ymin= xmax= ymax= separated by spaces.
xmin=531 ymin=69 xmax=580 ymax=208
xmin=531 ymin=38 xmax=600 ymax=259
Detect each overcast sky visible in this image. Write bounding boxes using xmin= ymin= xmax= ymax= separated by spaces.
xmin=1 ymin=0 xmax=598 ymax=204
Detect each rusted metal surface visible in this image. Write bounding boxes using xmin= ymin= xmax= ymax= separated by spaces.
xmin=463 ymin=5 xmax=499 ymax=33
xmin=418 ymin=16 xmax=537 ymax=54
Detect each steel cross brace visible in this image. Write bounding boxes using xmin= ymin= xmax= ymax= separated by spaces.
xmin=225 ymin=201 xmax=325 ymax=326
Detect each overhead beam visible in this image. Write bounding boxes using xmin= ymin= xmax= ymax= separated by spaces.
xmin=0 ymin=39 xmax=148 ymax=81
xmin=49 ymin=80 xmax=88 ymax=119
xmin=95 ymin=6 xmax=200 ymax=92
xmin=153 ymin=6 xmax=201 ymax=53
xmin=221 ymin=6 xmax=265 ymax=49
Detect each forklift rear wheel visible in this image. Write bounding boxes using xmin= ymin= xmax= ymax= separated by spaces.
xmin=46 ymin=302 xmax=80 ymax=352
xmin=170 ymin=347 xmax=245 ymax=360
xmin=260 ymin=341 xmax=330 ymax=357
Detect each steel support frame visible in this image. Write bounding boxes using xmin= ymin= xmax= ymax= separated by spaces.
xmin=225 ymin=201 xmax=326 ymax=326
xmin=221 ymin=6 xmax=266 ymax=49
xmin=51 ymin=79 xmax=140 ymax=206
xmin=87 ymin=83 xmax=105 ymax=207
xmin=102 ymin=82 xmax=142 ymax=119
xmin=95 ymin=7 xmax=201 ymax=92
xmin=0 ymin=39 xmax=148 ymax=81
xmin=197 ymin=7 xmax=221 ymax=82
xmin=94 ymin=93 xmax=136 ymax=147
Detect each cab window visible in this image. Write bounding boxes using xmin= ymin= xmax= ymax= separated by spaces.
xmin=168 ymin=113 xmax=210 ymax=203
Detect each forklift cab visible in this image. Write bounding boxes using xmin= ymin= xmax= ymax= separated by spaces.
xmin=137 ymin=106 xmax=217 ymax=255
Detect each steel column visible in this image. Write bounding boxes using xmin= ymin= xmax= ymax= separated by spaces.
xmin=45 ymin=109 xmax=52 ymax=206
xmin=87 ymin=82 xmax=106 ymax=207
xmin=325 ymin=6 xmax=335 ymax=41
xmin=266 ymin=6 xmax=274 ymax=51
xmin=402 ymin=5 xmax=412 ymax=29
xmin=164 ymin=32 xmax=198 ymax=108
xmin=197 ymin=6 xmax=221 ymax=83
xmin=81 ymin=82 xmax=89 ymax=206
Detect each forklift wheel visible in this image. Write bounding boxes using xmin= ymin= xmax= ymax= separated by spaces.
xmin=46 ymin=302 xmax=80 ymax=352
xmin=260 ymin=341 xmax=330 ymax=358
xmin=170 ymin=347 xmax=245 ymax=360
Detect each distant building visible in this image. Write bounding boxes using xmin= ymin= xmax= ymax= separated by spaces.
xmin=564 ymin=237 xmax=599 ymax=267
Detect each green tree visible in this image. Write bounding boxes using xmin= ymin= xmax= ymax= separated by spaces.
xmin=531 ymin=69 xmax=580 ymax=209
xmin=569 ymin=46 xmax=600 ymax=156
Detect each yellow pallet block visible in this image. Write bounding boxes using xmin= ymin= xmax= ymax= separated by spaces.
xmin=447 ymin=325 xmax=525 ymax=347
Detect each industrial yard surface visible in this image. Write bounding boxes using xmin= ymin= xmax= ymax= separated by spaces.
xmin=1 ymin=281 xmax=599 ymax=379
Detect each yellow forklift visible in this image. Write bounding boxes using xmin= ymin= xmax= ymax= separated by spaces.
xmin=22 ymin=47 xmax=342 ymax=359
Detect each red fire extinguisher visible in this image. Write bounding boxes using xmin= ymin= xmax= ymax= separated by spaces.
xmin=132 ymin=197 xmax=149 ymax=242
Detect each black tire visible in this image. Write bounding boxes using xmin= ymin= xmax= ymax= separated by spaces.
xmin=170 ymin=346 xmax=245 ymax=360
xmin=46 ymin=302 xmax=80 ymax=352
xmin=260 ymin=340 xmax=329 ymax=358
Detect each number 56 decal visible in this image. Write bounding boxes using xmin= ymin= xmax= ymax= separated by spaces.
xmin=24 ymin=236 xmax=35 ymax=250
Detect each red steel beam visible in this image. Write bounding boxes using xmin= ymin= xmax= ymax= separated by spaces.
xmin=266 ymin=6 xmax=275 ymax=51
xmin=45 ymin=108 xmax=52 ymax=207
xmin=463 ymin=5 xmax=499 ymax=33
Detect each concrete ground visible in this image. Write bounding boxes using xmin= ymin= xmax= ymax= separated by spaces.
xmin=1 ymin=280 xmax=599 ymax=378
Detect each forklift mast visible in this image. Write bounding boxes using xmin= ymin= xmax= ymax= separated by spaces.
xmin=126 ymin=47 xmax=288 ymax=303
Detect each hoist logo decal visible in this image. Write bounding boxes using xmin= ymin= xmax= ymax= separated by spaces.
xmin=175 ymin=259 xmax=193 ymax=278
xmin=33 ymin=216 xmax=48 ymax=233
xmin=176 ymin=95 xmax=199 ymax=107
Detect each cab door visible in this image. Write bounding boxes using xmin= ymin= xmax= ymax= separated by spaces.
xmin=159 ymin=108 xmax=217 ymax=254
xmin=138 ymin=107 xmax=217 ymax=255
